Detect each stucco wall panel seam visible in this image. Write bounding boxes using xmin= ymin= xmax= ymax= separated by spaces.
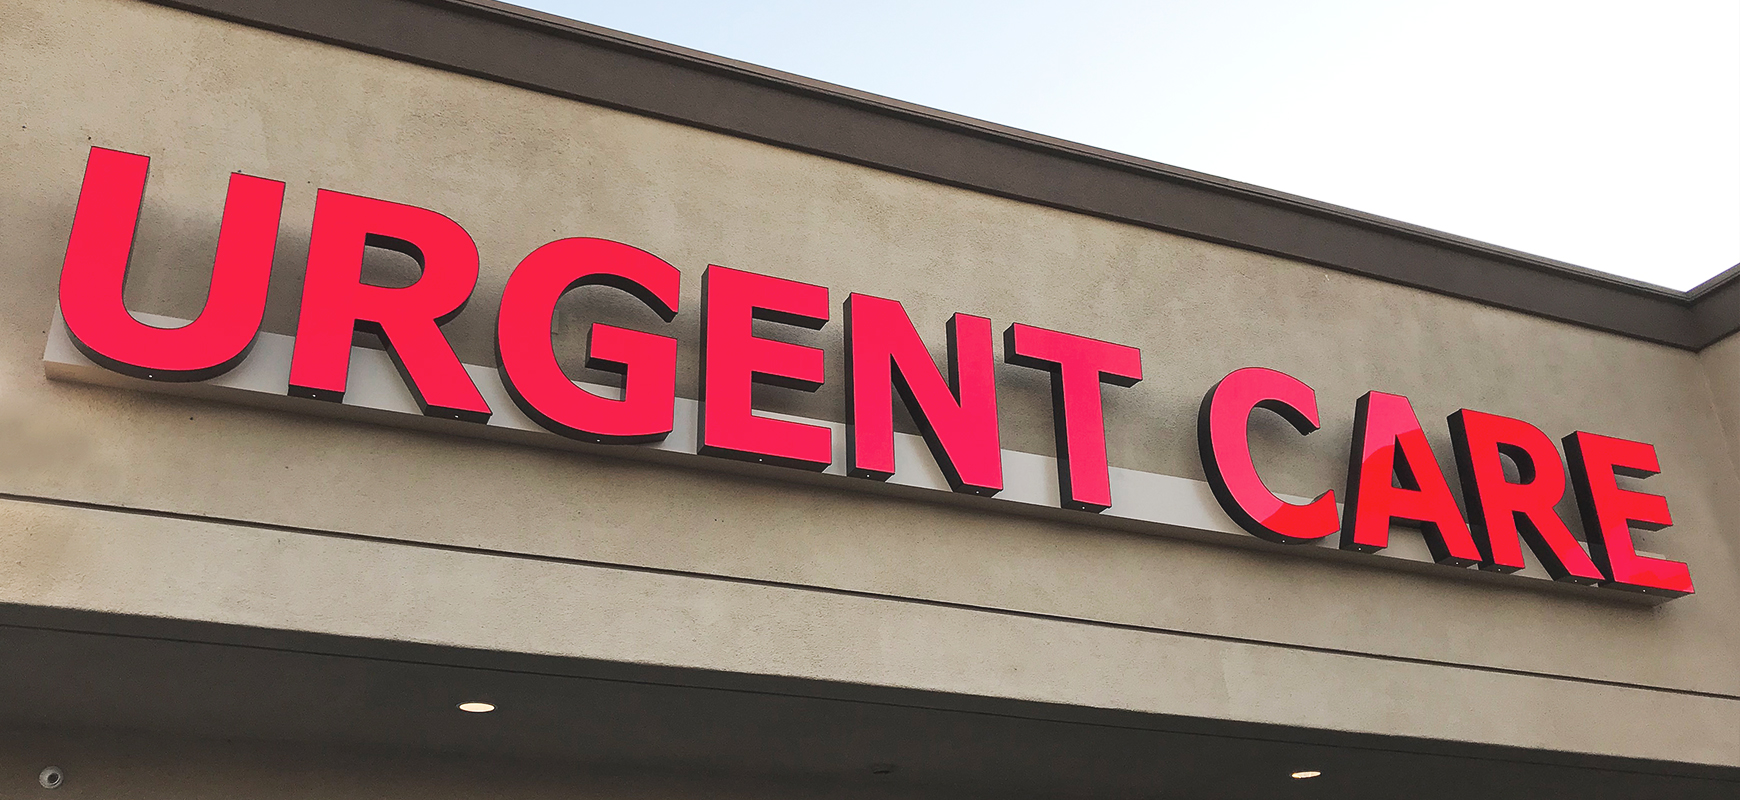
xmin=5 ymin=493 xmax=1736 ymax=765
xmin=4 ymin=489 xmax=1734 ymax=706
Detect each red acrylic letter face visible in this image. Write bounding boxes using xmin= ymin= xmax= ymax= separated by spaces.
xmin=1198 ymin=367 xmax=1339 ymax=543
xmin=59 ymin=147 xmax=283 ymax=381
xmin=845 ymin=294 xmax=1002 ymax=496
xmin=288 ymin=189 xmax=490 ymax=422
xmin=1004 ymin=323 xmax=1142 ymax=511
xmin=1447 ymin=410 xmax=1604 ymax=582
xmin=1563 ymin=431 xmax=1694 ymax=597
xmin=698 ymin=265 xmax=832 ymax=470
xmin=1342 ymin=391 xmax=1481 ymax=566
xmin=496 ymin=238 xmax=680 ymax=444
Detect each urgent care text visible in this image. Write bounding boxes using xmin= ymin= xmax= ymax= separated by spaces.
xmin=53 ymin=148 xmax=1696 ymax=598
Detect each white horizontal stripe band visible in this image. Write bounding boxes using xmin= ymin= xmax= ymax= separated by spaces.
xmin=41 ymin=310 xmax=1663 ymax=604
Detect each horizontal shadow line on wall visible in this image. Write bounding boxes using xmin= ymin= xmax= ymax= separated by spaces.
xmin=3 ymin=489 xmax=1736 ymax=706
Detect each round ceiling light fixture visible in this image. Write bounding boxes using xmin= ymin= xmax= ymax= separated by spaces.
xmin=1290 ymin=770 xmax=1322 ymax=779
xmin=456 ymin=701 xmax=496 ymax=713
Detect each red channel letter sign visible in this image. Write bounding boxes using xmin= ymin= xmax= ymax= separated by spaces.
xmin=54 ymin=147 xmax=1697 ymax=599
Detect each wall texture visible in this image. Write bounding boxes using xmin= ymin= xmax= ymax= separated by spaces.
xmin=1 ymin=0 xmax=1737 ymax=781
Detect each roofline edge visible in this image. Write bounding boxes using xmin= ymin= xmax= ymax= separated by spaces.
xmin=140 ymin=0 xmax=1739 ymax=351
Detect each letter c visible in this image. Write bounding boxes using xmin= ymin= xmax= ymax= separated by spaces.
xmin=1198 ymin=367 xmax=1339 ymax=544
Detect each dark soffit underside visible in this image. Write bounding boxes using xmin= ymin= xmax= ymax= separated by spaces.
xmin=2 ymin=605 xmax=1736 ymax=799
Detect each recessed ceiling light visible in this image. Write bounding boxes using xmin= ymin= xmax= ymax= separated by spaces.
xmin=1291 ymin=770 xmax=1322 ymax=779
xmin=457 ymin=702 xmax=496 ymax=713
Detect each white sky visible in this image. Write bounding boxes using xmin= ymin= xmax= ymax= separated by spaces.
xmin=518 ymin=0 xmax=1740 ymax=291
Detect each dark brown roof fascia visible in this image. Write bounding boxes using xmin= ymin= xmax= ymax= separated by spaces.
xmin=144 ymin=0 xmax=1735 ymax=350
xmin=1687 ymin=264 xmax=1740 ymax=345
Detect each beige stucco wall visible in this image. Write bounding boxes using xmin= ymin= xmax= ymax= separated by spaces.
xmin=1696 ymin=330 xmax=1740 ymax=497
xmin=1 ymin=0 xmax=1737 ymax=772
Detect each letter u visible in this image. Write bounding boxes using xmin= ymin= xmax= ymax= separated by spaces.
xmin=58 ymin=147 xmax=284 ymax=381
